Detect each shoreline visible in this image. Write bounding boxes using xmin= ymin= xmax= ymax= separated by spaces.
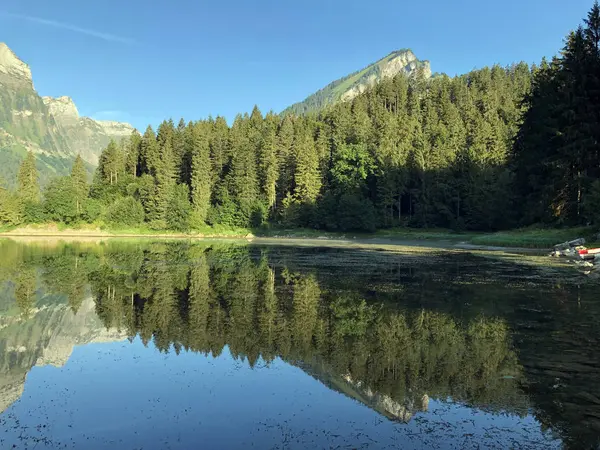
xmin=2 ymin=229 xmax=589 ymax=282
xmin=0 ymin=229 xmax=547 ymax=254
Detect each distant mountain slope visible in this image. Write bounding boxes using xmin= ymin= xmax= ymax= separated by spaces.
xmin=0 ymin=43 xmax=135 ymax=187
xmin=282 ymin=49 xmax=431 ymax=116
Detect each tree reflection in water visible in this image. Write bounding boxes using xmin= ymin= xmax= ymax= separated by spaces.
xmin=0 ymin=239 xmax=598 ymax=448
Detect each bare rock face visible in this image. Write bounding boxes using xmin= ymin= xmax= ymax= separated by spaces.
xmin=42 ymin=96 xmax=80 ymax=127
xmin=0 ymin=43 xmax=33 ymax=88
xmin=41 ymin=94 xmax=136 ymax=165
xmin=0 ymin=42 xmax=137 ymax=180
xmin=283 ymin=48 xmax=432 ymax=116
xmin=96 ymin=120 xmax=136 ymax=138
xmin=340 ymin=50 xmax=431 ymax=103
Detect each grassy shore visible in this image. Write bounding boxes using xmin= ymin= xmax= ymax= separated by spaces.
xmin=0 ymin=223 xmax=253 ymax=238
xmin=469 ymin=227 xmax=599 ymax=249
xmin=1 ymin=223 xmax=597 ymax=249
xmin=256 ymin=226 xmax=599 ymax=248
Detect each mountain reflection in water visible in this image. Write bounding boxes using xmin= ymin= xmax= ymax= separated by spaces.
xmin=0 ymin=239 xmax=597 ymax=449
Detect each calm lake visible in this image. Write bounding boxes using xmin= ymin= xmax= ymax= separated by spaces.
xmin=0 ymin=238 xmax=598 ymax=449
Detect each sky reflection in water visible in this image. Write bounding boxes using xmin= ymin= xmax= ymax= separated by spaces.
xmin=0 ymin=239 xmax=595 ymax=449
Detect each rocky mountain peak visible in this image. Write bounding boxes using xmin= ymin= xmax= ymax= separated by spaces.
xmin=0 ymin=42 xmax=138 ymax=183
xmin=339 ymin=49 xmax=431 ymax=103
xmin=0 ymin=43 xmax=33 ymax=88
xmin=283 ymin=48 xmax=431 ymax=116
xmin=96 ymin=120 xmax=136 ymax=136
xmin=43 ymin=95 xmax=80 ymax=124
xmin=384 ymin=49 xmax=431 ymax=78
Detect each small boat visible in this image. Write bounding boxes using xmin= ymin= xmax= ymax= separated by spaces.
xmin=551 ymin=238 xmax=600 ymax=275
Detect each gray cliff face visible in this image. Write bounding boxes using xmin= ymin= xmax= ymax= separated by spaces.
xmin=41 ymin=95 xmax=136 ymax=165
xmin=340 ymin=50 xmax=431 ymax=103
xmin=0 ymin=43 xmax=33 ymax=89
xmin=0 ymin=42 xmax=136 ymax=183
xmin=42 ymin=96 xmax=80 ymax=127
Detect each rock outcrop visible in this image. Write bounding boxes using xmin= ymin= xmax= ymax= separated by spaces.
xmin=340 ymin=50 xmax=431 ymax=102
xmin=41 ymin=95 xmax=135 ymax=165
xmin=42 ymin=96 xmax=80 ymax=127
xmin=0 ymin=42 xmax=33 ymax=89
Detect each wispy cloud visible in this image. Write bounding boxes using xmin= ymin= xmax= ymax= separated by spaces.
xmin=0 ymin=12 xmax=135 ymax=45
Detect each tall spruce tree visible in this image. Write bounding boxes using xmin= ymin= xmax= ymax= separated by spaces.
xmin=125 ymin=131 xmax=142 ymax=178
xmin=71 ymin=154 xmax=88 ymax=215
xmin=140 ymin=126 xmax=159 ymax=177
xmin=513 ymin=2 xmax=600 ymax=225
xmin=209 ymin=116 xmax=231 ymax=205
xmin=276 ymin=115 xmax=295 ymax=208
xmin=97 ymin=141 xmax=124 ymax=185
xmin=260 ymin=113 xmax=280 ymax=210
xmin=17 ymin=151 xmax=40 ymax=203
xmin=228 ymin=115 xmax=259 ymax=209
xmin=190 ymin=123 xmax=212 ymax=224
xmin=151 ymin=138 xmax=177 ymax=223
xmin=293 ymin=127 xmax=321 ymax=204
xmin=173 ymin=118 xmax=189 ymax=184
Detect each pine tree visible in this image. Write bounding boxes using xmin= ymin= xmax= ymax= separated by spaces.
xmin=513 ymin=3 xmax=600 ymax=225
xmin=276 ymin=115 xmax=295 ymax=207
xmin=173 ymin=118 xmax=188 ymax=184
xmin=0 ymin=184 xmax=22 ymax=225
xmin=294 ymin=128 xmax=321 ymax=204
xmin=248 ymin=105 xmax=264 ymax=155
xmin=139 ymin=126 xmax=159 ymax=176
xmin=97 ymin=141 xmax=125 ymax=185
xmin=210 ymin=116 xmax=230 ymax=184
xmin=190 ymin=123 xmax=212 ymax=224
xmin=228 ymin=115 xmax=258 ymax=206
xmin=151 ymin=139 xmax=177 ymax=223
xmin=125 ymin=131 xmax=142 ymax=178
xmin=71 ymin=154 xmax=88 ymax=215
xmin=157 ymin=119 xmax=175 ymax=149
xmin=167 ymin=183 xmax=192 ymax=231
xmin=18 ymin=151 xmax=40 ymax=203
xmin=260 ymin=113 xmax=279 ymax=210
xmin=314 ymin=122 xmax=331 ymax=189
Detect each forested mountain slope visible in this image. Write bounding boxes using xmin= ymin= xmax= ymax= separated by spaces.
xmin=282 ymin=49 xmax=431 ymax=116
xmin=84 ymin=62 xmax=532 ymax=232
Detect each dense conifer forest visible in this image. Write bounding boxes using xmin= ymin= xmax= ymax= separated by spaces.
xmin=2 ymin=3 xmax=600 ymax=232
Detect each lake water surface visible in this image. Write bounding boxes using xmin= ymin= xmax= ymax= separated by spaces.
xmin=0 ymin=238 xmax=598 ymax=449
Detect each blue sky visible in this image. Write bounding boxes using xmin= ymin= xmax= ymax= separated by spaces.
xmin=0 ymin=0 xmax=593 ymax=130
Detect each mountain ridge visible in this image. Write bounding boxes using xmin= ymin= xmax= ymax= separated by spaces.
xmin=0 ymin=42 xmax=135 ymax=186
xmin=282 ymin=49 xmax=431 ymax=116
xmin=0 ymin=43 xmax=33 ymax=89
